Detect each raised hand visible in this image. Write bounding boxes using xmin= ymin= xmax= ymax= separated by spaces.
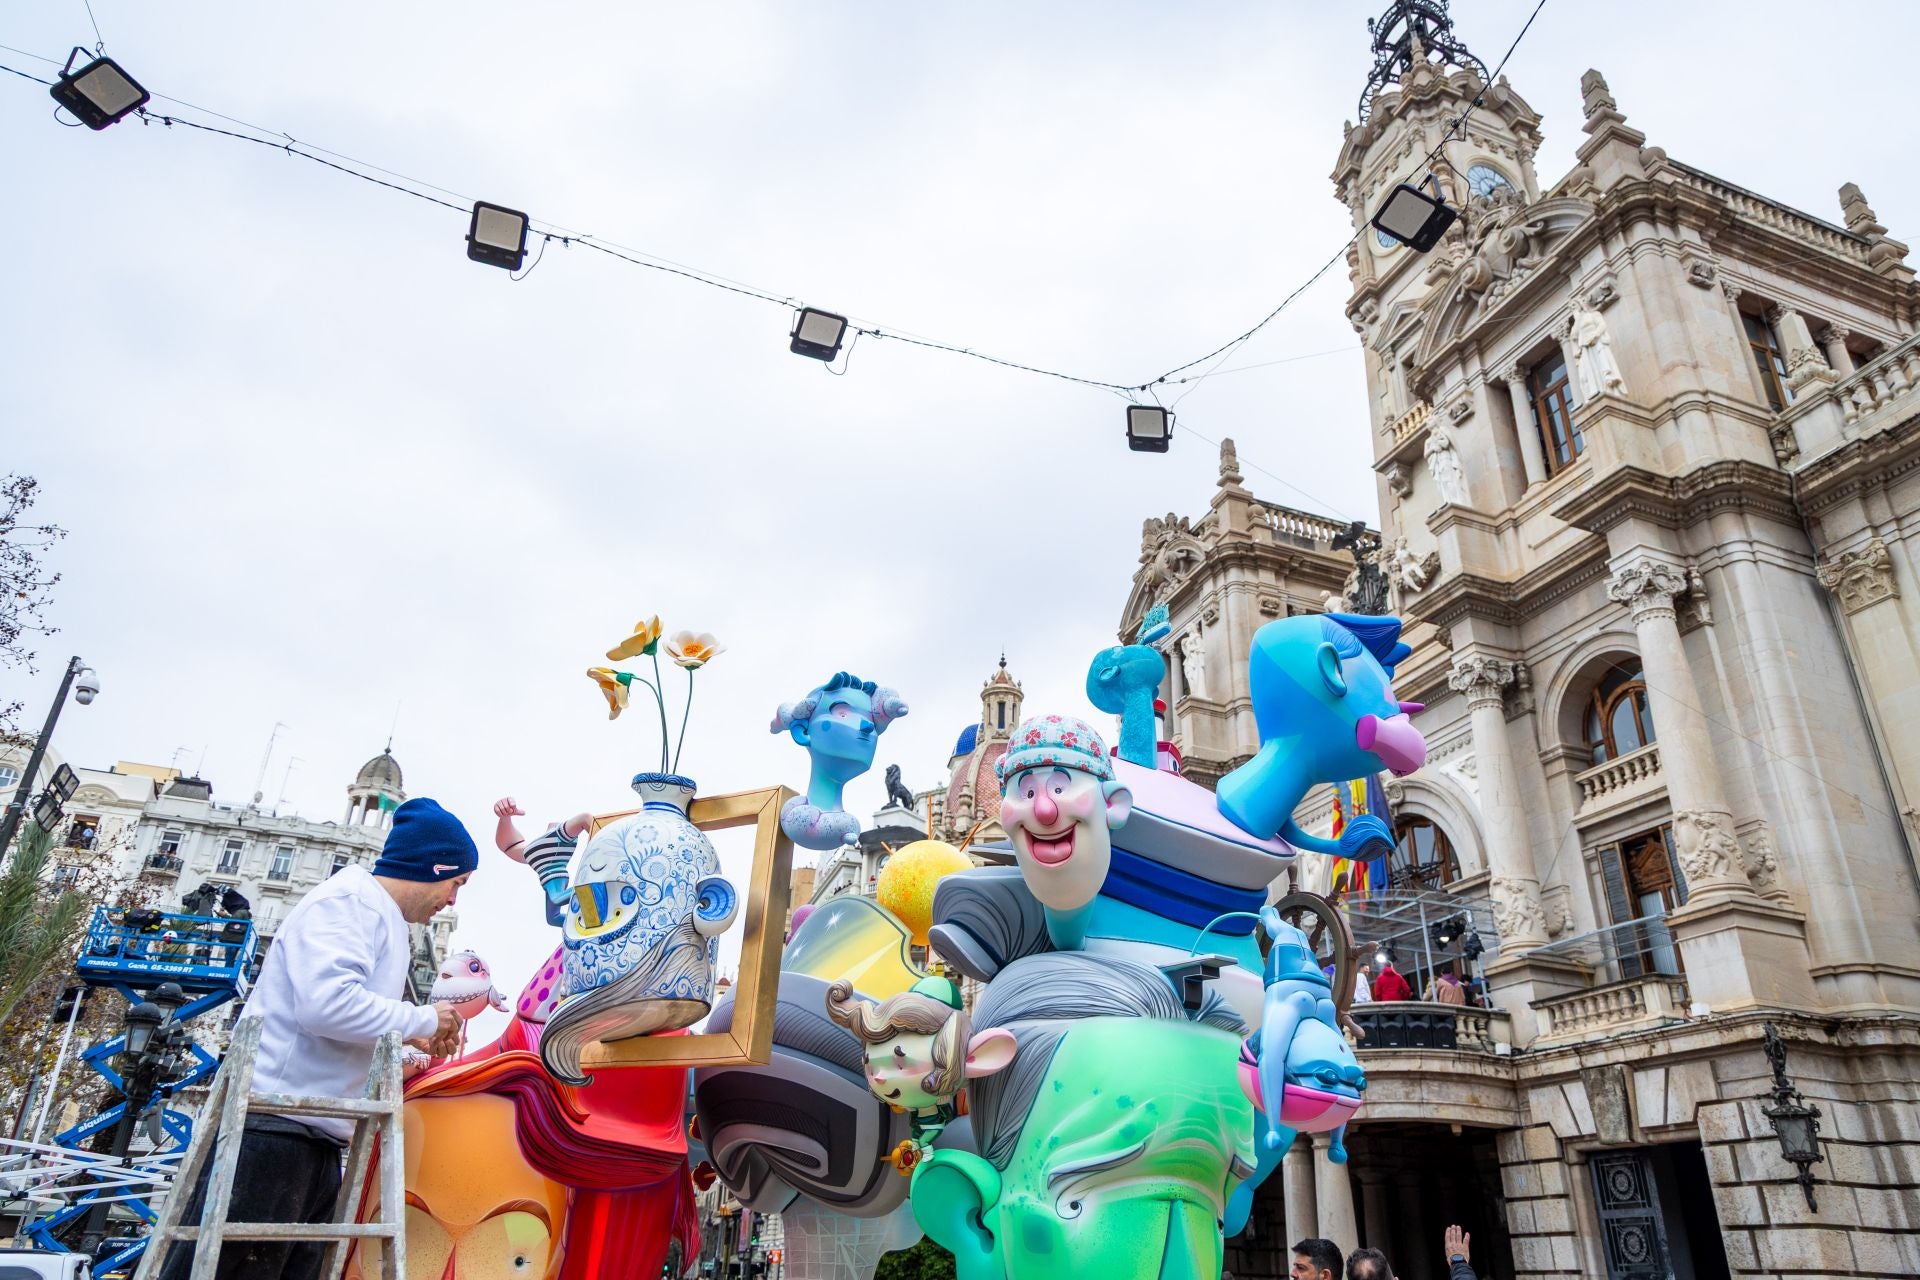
xmin=1444 ymin=1225 xmax=1471 ymax=1266
xmin=493 ymin=797 xmax=526 ymax=820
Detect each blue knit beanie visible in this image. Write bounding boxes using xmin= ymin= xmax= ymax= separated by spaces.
xmin=372 ymin=798 xmax=478 ymax=882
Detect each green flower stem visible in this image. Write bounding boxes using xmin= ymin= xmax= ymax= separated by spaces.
xmin=650 ymin=650 xmax=671 ymax=772
xmin=673 ymin=672 xmax=696 ymax=775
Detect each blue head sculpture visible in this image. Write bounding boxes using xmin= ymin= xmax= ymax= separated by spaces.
xmin=1239 ymin=910 xmax=1365 ymax=1158
xmin=1214 ymin=613 xmax=1426 ymax=858
xmin=772 ymin=671 xmax=909 ymax=850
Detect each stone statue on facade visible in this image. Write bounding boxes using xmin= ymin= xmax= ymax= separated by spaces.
xmin=1179 ymin=632 xmax=1208 ymax=700
xmin=1383 ymin=536 xmax=1434 ymax=595
xmin=1424 ymin=426 xmax=1469 ymax=506
xmin=1570 ymin=296 xmax=1626 ymax=400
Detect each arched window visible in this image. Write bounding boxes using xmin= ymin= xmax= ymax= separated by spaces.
xmin=1390 ymin=815 xmax=1460 ymax=890
xmin=1583 ymin=666 xmax=1656 ymax=764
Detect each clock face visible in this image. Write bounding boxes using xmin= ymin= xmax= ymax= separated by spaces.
xmin=1375 ymin=225 xmax=1399 ymax=250
xmin=1467 ymin=164 xmax=1513 ymax=198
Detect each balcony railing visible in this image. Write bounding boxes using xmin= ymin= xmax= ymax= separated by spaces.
xmin=1573 ymin=742 xmax=1663 ymax=811
xmin=145 ymin=853 xmax=184 ymax=875
xmin=1533 ymin=973 xmax=1691 ymax=1042
xmin=1780 ymin=330 xmax=1920 ymax=467
xmin=1387 ymin=400 xmax=1433 ymax=446
xmin=1351 ymin=1000 xmax=1512 ymax=1054
xmin=1260 ymin=503 xmax=1350 ymax=547
xmin=1669 ymin=163 xmax=1871 ymax=266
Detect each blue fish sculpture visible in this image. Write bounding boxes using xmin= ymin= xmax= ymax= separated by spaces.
xmin=1215 ymin=613 xmax=1426 ymax=857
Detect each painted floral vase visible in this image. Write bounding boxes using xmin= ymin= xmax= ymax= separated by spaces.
xmin=539 ymin=772 xmax=739 ymax=1084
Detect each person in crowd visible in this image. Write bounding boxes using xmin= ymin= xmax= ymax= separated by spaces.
xmin=1325 ymin=962 xmax=1372 ymax=1003
xmin=156 ymin=798 xmax=475 ymax=1280
xmin=1292 ymin=1237 xmax=1346 ymax=1280
xmin=1348 ymin=1246 xmax=1395 ymax=1280
xmin=1372 ymin=956 xmax=1413 ymax=1002
xmin=1426 ymin=969 xmax=1467 ymax=1005
xmin=1443 ymin=1224 xmax=1478 ymax=1280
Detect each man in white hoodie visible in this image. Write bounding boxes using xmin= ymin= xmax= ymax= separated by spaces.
xmin=156 ymin=797 xmax=476 ymax=1280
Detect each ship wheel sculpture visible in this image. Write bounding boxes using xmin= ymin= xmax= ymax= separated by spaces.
xmin=1264 ymin=890 xmax=1364 ymax=1039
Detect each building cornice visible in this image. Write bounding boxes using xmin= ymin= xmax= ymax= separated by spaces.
xmin=1794 ymin=412 xmax=1920 ymax=518
xmin=1549 ymin=461 xmax=1799 ymax=535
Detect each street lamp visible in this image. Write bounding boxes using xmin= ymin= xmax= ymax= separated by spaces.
xmin=49 ymin=48 xmax=149 ymax=130
xmin=789 ymin=308 xmax=849 ymax=362
xmin=122 ymin=1002 xmax=164 ymax=1057
xmin=467 ymin=201 xmax=531 ymax=270
xmin=0 ymin=656 xmax=101 ymax=856
xmin=1370 ymin=175 xmax=1458 ymax=252
xmin=1760 ymin=1022 xmax=1825 ymax=1209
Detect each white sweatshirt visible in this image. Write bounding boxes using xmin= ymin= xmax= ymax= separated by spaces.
xmin=245 ymin=865 xmax=439 ymax=1140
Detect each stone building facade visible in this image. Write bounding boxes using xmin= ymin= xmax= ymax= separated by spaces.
xmin=1123 ymin=8 xmax=1920 ymax=1279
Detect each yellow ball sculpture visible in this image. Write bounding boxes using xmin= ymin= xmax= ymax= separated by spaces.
xmin=875 ymin=839 xmax=974 ymax=946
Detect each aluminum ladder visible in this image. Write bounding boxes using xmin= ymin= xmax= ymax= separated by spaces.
xmin=133 ymin=1016 xmax=405 ymax=1280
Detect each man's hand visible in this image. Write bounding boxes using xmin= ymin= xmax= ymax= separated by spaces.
xmin=1444 ymin=1226 xmax=1471 ymax=1266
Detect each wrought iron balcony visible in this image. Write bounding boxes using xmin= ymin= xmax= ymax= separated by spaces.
xmin=144 ymin=853 xmax=184 ymax=875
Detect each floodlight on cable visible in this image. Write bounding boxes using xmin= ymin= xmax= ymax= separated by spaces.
xmin=48 ymin=47 xmax=149 ymax=130
xmin=789 ymin=307 xmax=849 ymax=361
xmin=1370 ymin=174 xmax=1457 ymax=253
xmin=1126 ymin=404 xmax=1172 ymax=453
xmin=466 ymin=201 xmax=530 ymax=271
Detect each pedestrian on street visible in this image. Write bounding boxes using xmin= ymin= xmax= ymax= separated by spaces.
xmin=155 ymin=798 xmax=476 ymax=1280
xmin=1292 ymin=1238 xmax=1346 ymax=1280
xmin=1348 ymin=1246 xmax=1396 ymax=1280
xmin=1372 ymin=957 xmax=1413 ymax=1002
xmin=1443 ymin=1224 xmax=1478 ymax=1280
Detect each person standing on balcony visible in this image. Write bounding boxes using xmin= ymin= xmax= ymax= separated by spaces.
xmin=156 ymin=797 xmax=473 ymax=1280
xmin=1372 ymin=957 xmax=1412 ymax=1002
xmin=1426 ymin=969 xmax=1467 ymax=1005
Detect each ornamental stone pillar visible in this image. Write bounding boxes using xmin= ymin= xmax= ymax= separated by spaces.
xmin=1283 ymin=1135 xmax=1317 ymax=1249
xmin=1357 ymin=1167 xmax=1392 ymax=1251
xmin=1312 ymin=1133 xmax=1357 ymax=1247
xmin=1500 ymin=365 xmax=1550 ymax=485
xmin=1448 ymin=654 xmax=1550 ymax=948
xmin=1822 ymin=325 xmax=1856 ymax=378
xmin=1605 ymin=556 xmax=1753 ymax=899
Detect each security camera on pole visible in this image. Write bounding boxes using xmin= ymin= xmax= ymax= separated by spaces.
xmin=0 ymin=655 xmax=101 ymax=856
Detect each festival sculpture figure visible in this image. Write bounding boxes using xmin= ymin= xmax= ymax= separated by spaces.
xmin=825 ymin=974 xmax=1015 ymax=1168
xmin=1241 ymin=911 xmax=1367 ymax=1159
xmin=1214 ymin=612 xmax=1425 ymax=857
xmin=772 ymin=671 xmax=910 ymax=850
xmin=909 ymin=953 xmax=1254 ymax=1280
xmin=994 ymin=715 xmax=1133 ymax=951
xmin=494 ymin=797 xmax=594 ymax=925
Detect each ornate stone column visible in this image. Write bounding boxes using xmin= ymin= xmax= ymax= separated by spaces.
xmin=1448 ymin=654 xmax=1550 ymax=948
xmin=1821 ymin=325 xmax=1856 ymax=378
xmin=1393 ymin=1171 xmax=1435 ymax=1280
xmin=1283 ymin=1134 xmax=1317 ymax=1250
xmin=1605 ymin=556 xmax=1752 ymax=898
xmin=1500 ymin=365 xmax=1550 ymax=486
xmin=1312 ymin=1133 xmax=1357 ymax=1247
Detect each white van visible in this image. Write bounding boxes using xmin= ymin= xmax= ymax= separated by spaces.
xmin=0 ymin=1249 xmax=92 ymax=1280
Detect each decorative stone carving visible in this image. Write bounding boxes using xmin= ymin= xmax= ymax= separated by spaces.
xmin=1785 ymin=342 xmax=1834 ymax=394
xmin=1582 ymin=1064 xmax=1636 ymax=1146
xmin=1718 ymin=275 xmax=1744 ymax=303
xmin=1201 ymin=600 xmax=1221 ymax=626
xmin=1447 ymin=394 xmax=1474 ymax=424
xmin=1176 ymin=631 xmax=1208 ymax=701
xmin=1139 ymin=513 xmax=1208 ymax=595
xmin=1569 ymin=295 xmax=1627 ymax=400
xmin=1218 ymin=437 xmax=1244 ymax=488
xmin=1681 ymin=565 xmax=1713 ymax=631
xmin=1816 ymin=538 xmax=1899 ymax=614
xmin=1769 ymin=421 xmax=1801 ymax=466
xmin=1448 ymin=655 xmax=1517 ymax=708
xmin=1382 ymin=537 xmax=1436 ymax=595
xmin=1606 ymin=559 xmax=1689 ymax=623
xmin=1456 ymin=186 xmax=1547 ymax=303
xmin=1580 ymin=68 xmax=1619 ymax=123
xmin=1672 ymin=809 xmax=1744 ymax=889
xmin=1257 ymin=593 xmax=1283 ymax=618
xmin=1382 ymin=778 xmax=1406 ymax=807
xmin=1353 ymin=297 xmax=1381 ymax=329
xmin=1424 ymin=426 xmax=1469 ymax=506
xmin=1506 ymin=662 xmax=1536 ymax=720
xmin=1541 ymin=883 xmax=1575 ymax=937
xmin=1839 ymin=182 xmax=1885 ymax=238
xmin=1740 ymin=828 xmax=1781 ymax=894
xmin=1434 ymin=626 xmax=1454 ymax=651
xmin=1489 ymin=874 xmax=1549 ymax=945
xmin=1384 ymin=461 xmax=1413 ymax=499
xmin=1584 ymin=276 xmax=1620 ymax=310
xmin=1686 ymin=258 xmax=1718 ymax=289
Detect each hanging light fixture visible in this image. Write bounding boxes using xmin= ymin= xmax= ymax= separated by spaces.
xmin=1761 ymin=1022 xmax=1825 ymax=1209
xmin=48 ymin=48 xmax=150 ymax=130
xmin=466 ymin=201 xmax=530 ymax=270
xmin=789 ymin=308 xmax=849 ymax=361
xmin=1370 ymin=175 xmax=1457 ymax=252
xmin=1126 ymin=404 xmax=1172 ymax=453
xmin=122 ymin=1001 xmax=164 ymax=1057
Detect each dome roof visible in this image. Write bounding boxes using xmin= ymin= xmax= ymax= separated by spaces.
xmin=355 ymin=751 xmax=403 ymax=791
xmin=952 ymin=724 xmax=980 ymax=758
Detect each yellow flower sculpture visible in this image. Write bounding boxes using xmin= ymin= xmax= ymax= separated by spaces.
xmin=665 ymin=631 xmax=726 ymax=670
xmin=606 ymin=616 xmax=664 ymax=661
xmin=587 ymin=667 xmax=631 ymax=719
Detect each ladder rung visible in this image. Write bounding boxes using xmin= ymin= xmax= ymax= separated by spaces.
xmin=165 ymin=1222 xmax=399 ymax=1241
xmin=247 ymin=1093 xmax=399 ymax=1119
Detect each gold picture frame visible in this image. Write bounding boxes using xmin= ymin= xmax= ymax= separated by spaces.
xmin=577 ymin=784 xmax=796 ymax=1070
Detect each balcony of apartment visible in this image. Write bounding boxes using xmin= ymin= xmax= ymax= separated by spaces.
xmin=1525 ymin=915 xmax=1694 ymax=1047
xmin=143 ymin=852 xmax=185 ymax=876
xmin=1571 ymin=740 xmax=1664 ymax=821
xmin=1777 ymin=330 xmax=1920 ymax=469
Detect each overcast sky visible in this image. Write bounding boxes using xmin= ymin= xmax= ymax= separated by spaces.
xmin=5 ymin=2 xmax=1916 ymax=1035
